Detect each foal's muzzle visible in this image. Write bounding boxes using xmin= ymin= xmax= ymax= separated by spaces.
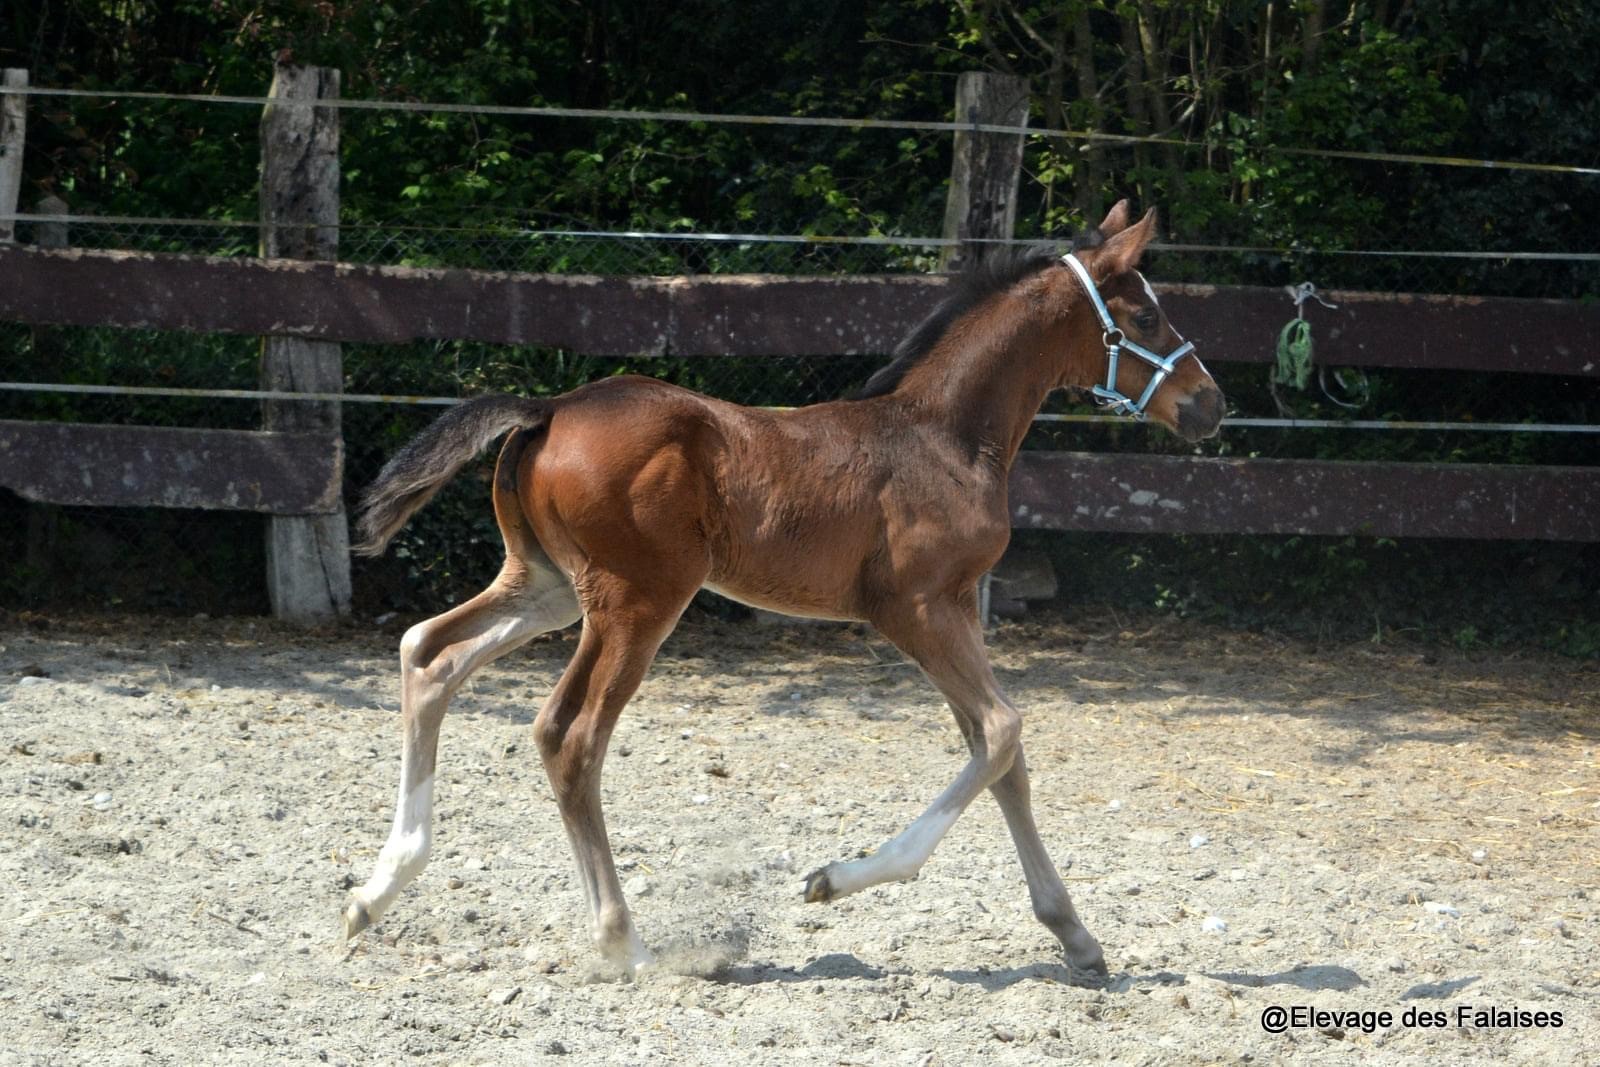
xmin=1175 ymin=385 xmax=1227 ymax=442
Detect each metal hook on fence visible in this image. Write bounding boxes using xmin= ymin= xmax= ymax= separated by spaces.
xmin=1319 ymin=365 xmax=1370 ymax=410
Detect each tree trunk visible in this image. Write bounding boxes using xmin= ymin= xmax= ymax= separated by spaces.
xmin=1301 ymin=0 xmax=1329 ymax=76
xmin=0 ymin=70 xmax=27 ymax=245
xmin=940 ymin=72 xmax=1031 ymax=272
xmin=1118 ymin=8 xmax=1152 ymax=207
xmin=1135 ymin=1 xmax=1183 ymax=178
xmin=1071 ymin=6 xmax=1106 ymax=221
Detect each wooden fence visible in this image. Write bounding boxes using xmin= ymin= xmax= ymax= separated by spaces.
xmin=2 ymin=66 xmax=1598 ymax=621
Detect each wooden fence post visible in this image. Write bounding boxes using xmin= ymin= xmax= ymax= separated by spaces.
xmin=24 ymin=194 xmax=67 ymax=581
xmin=0 ymin=69 xmax=27 ymax=244
xmin=259 ymin=64 xmax=351 ymax=621
xmin=939 ymin=71 xmax=1030 ymax=272
xmin=31 ymin=195 xmax=71 ymax=356
xmin=941 ymin=72 xmax=1032 ymax=623
xmin=34 ymin=193 xmax=67 ymax=248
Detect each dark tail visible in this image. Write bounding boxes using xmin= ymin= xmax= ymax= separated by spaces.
xmin=353 ymin=394 xmax=551 ymax=557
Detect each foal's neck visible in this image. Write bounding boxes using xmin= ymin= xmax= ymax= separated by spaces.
xmin=896 ymin=290 xmax=1084 ymax=471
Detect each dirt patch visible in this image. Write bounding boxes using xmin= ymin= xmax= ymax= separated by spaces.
xmin=1 ymin=612 xmax=1595 ymax=1064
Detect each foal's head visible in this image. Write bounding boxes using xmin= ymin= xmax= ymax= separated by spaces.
xmin=1054 ymin=201 xmax=1225 ymax=442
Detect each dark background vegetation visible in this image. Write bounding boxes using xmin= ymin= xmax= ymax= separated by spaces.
xmin=1 ymin=1 xmax=1596 ymax=655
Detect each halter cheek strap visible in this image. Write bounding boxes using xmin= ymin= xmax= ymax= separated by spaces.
xmin=1061 ymin=252 xmax=1196 ymax=420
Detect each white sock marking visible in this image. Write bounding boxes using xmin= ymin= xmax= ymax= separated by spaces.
xmin=357 ymin=773 xmax=434 ymax=919
xmin=824 ymin=806 xmax=961 ymax=896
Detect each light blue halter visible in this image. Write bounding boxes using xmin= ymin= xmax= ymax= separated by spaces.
xmin=1060 ymin=252 xmax=1197 ymax=420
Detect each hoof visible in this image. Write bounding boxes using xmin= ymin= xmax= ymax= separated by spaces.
xmin=1077 ymin=953 xmax=1110 ymax=980
xmin=341 ymin=896 xmax=373 ymax=941
xmin=1067 ymin=947 xmax=1110 ymax=984
xmin=1062 ymin=926 xmax=1108 ymax=979
xmin=803 ymin=867 xmax=836 ymax=904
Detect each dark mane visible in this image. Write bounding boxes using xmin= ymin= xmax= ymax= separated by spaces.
xmin=852 ymin=231 xmax=1105 ymax=400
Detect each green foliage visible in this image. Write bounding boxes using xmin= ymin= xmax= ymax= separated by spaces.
xmin=1551 ymin=622 xmax=1600 ymax=660
xmin=7 ymin=0 xmax=1597 ymax=287
xmin=1242 ymin=24 xmax=1469 ymax=249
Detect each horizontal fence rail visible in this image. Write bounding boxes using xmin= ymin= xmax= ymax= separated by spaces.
xmin=3 ymin=245 xmax=1600 ymax=374
xmin=1011 ymin=454 xmax=1600 ymax=541
xmin=6 ymin=419 xmax=1594 ymax=542
xmin=12 ymin=84 xmax=1600 ymax=177
xmin=0 ymin=420 xmax=342 ymax=513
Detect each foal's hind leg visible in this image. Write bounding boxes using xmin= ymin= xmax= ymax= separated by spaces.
xmin=533 ymin=571 xmax=699 ymax=977
xmin=343 ymin=557 xmax=579 ymax=939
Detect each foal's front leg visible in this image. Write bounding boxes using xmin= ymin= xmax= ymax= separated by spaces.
xmin=984 ymin=744 xmax=1106 ymax=975
xmin=803 ymin=597 xmax=1020 ymax=899
xmin=803 ymin=595 xmax=1106 ymax=976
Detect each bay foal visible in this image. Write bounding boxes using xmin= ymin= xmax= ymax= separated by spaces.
xmin=343 ymin=202 xmax=1225 ymax=978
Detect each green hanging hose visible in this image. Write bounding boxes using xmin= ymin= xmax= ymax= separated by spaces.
xmin=1274 ymin=316 xmax=1315 ymax=391
xmin=1271 ymin=282 xmax=1368 ymax=412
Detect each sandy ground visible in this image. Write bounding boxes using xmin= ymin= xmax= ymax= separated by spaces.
xmin=0 ymin=610 xmax=1596 ymax=1065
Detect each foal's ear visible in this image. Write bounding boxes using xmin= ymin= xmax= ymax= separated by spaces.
xmin=1097 ymin=199 xmax=1133 ymax=238
xmin=1091 ymin=207 xmax=1157 ymax=281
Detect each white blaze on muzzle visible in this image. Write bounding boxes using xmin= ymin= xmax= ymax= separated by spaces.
xmin=1061 ymin=252 xmax=1197 ymax=420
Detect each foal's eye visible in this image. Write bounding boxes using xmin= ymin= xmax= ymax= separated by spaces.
xmin=1133 ymin=309 xmax=1160 ymax=333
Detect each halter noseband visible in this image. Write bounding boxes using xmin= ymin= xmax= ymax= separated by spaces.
xmin=1061 ymin=252 xmax=1196 ymax=420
